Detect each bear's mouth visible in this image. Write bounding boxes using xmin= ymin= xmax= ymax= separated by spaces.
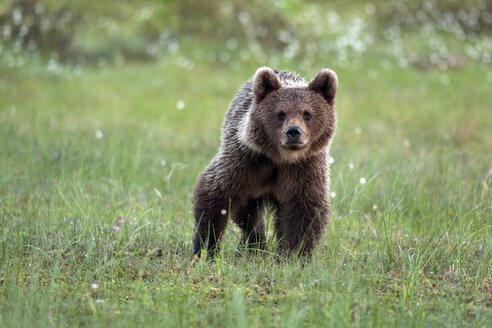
xmin=281 ymin=141 xmax=308 ymax=151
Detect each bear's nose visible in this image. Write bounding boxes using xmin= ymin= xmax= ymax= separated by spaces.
xmin=285 ymin=126 xmax=302 ymax=142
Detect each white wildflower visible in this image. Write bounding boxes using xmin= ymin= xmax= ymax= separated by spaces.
xmin=176 ymin=100 xmax=185 ymax=110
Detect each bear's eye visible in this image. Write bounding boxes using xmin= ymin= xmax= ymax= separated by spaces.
xmin=277 ymin=112 xmax=286 ymax=121
xmin=303 ymin=112 xmax=311 ymax=121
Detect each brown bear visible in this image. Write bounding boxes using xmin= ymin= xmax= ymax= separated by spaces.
xmin=192 ymin=67 xmax=338 ymax=259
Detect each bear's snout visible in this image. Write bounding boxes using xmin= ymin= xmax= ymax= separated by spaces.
xmin=285 ymin=126 xmax=302 ymax=143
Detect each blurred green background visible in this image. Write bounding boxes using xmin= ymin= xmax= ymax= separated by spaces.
xmin=1 ymin=0 xmax=491 ymax=71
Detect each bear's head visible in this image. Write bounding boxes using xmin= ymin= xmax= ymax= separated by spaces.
xmin=244 ymin=67 xmax=337 ymax=163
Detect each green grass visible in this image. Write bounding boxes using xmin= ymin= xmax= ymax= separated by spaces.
xmin=0 ymin=49 xmax=491 ymax=327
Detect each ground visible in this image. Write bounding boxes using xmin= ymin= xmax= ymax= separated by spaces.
xmin=0 ymin=45 xmax=491 ymax=326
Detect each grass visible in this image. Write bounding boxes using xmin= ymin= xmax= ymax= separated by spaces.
xmin=0 ymin=47 xmax=491 ymax=327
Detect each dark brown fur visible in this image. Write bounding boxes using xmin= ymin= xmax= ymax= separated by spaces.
xmin=192 ymin=67 xmax=338 ymax=259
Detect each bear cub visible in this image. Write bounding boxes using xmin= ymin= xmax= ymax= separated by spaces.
xmin=192 ymin=67 xmax=338 ymax=259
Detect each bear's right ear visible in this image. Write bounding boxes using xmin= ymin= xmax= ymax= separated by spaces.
xmin=253 ymin=67 xmax=282 ymax=102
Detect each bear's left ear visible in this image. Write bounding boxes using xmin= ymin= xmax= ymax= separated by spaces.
xmin=253 ymin=67 xmax=282 ymax=102
xmin=308 ymin=69 xmax=338 ymax=106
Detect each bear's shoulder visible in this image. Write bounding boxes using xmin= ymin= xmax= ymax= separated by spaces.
xmin=274 ymin=70 xmax=307 ymax=88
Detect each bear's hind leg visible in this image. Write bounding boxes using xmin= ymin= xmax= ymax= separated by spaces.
xmin=232 ymin=198 xmax=266 ymax=254
xmin=192 ymin=195 xmax=229 ymax=259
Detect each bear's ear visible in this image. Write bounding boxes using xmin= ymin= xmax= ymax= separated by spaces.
xmin=253 ymin=67 xmax=282 ymax=102
xmin=308 ymin=69 xmax=338 ymax=106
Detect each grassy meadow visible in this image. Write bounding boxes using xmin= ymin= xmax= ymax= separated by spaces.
xmin=1 ymin=1 xmax=491 ymax=327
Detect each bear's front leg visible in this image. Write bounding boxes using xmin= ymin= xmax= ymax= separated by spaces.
xmin=192 ymin=184 xmax=229 ymax=259
xmin=276 ymin=198 xmax=329 ymax=257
